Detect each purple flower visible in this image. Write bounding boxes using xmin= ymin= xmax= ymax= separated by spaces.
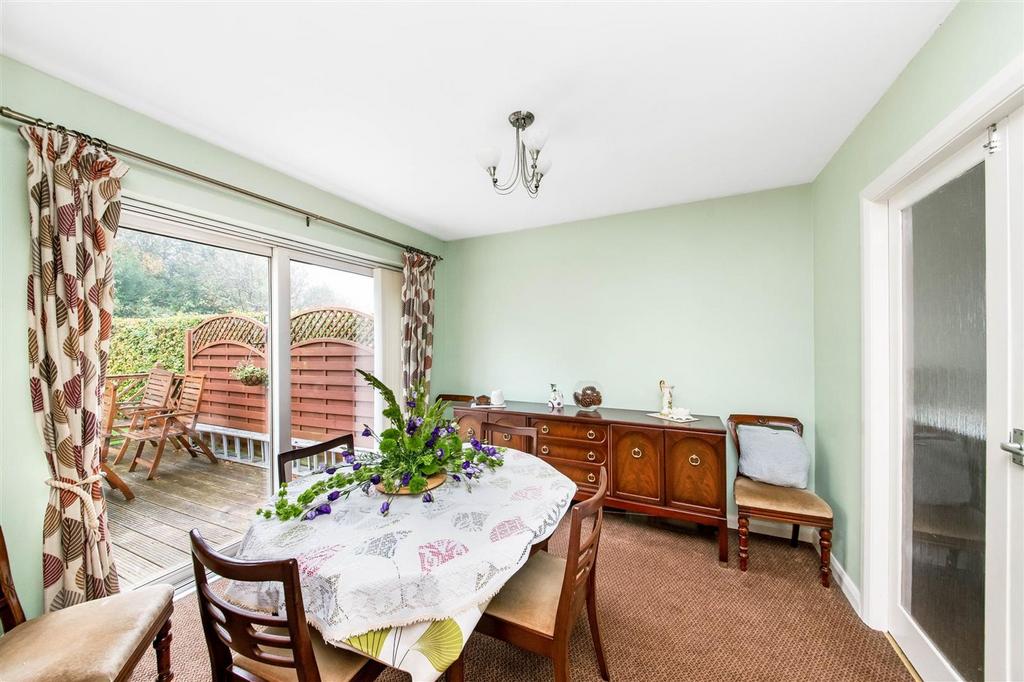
xmin=327 ymin=490 xmax=341 ymax=501
xmin=471 ymin=438 xmax=483 ymax=451
xmin=422 ymin=492 xmax=433 ymax=503
xmin=425 ymin=437 xmax=436 ymax=449
xmin=361 ymin=426 xmax=373 ymax=437
xmin=361 ymin=481 xmax=371 ymax=494
xmin=484 ymin=446 xmax=497 ymax=456
xmin=462 ymin=460 xmax=472 ymax=470
xmin=446 ymin=425 xmax=457 ymax=435
xmin=380 ymin=501 xmax=390 ymax=515
xmin=401 ymin=472 xmax=412 ymax=486
xmin=352 ymin=462 xmax=362 ymax=471
xmin=407 ymin=399 xmax=417 ymax=408
xmin=436 ymin=448 xmax=445 ymax=459
xmin=317 ymin=503 xmax=332 ymax=515
xmin=305 ymin=509 xmax=319 ymax=521
xmin=431 ymin=426 xmax=441 ymax=437
xmin=370 ymin=473 xmax=382 ymax=485
xmin=406 ymin=418 xmax=419 ymax=435
xmin=452 ymin=474 xmax=462 ymax=482
xmin=466 ymin=472 xmax=474 ymax=479
xmin=343 ymin=453 xmax=355 ymax=464
xmin=325 ymin=466 xmax=337 ymax=474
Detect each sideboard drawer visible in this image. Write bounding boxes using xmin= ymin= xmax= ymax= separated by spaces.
xmin=610 ymin=425 xmax=664 ymax=505
xmin=530 ymin=419 xmax=607 ymax=444
xmin=537 ymin=439 xmax=606 ymax=464
xmin=483 ymin=414 xmax=529 ymax=451
xmin=453 ymin=409 xmax=485 ymax=441
xmin=665 ymin=432 xmax=726 ymax=515
xmin=542 ymin=457 xmax=604 ymax=491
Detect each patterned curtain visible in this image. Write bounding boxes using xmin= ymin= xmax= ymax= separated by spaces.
xmin=21 ymin=125 xmax=127 ymax=611
xmin=401 ymin=251 xmax=437 ymax=394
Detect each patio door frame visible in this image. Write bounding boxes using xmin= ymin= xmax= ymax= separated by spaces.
xmin=860 ymin=56 xmax=1023 ymax=681
xmin=117 ymin=195 xmax=399 ymax=590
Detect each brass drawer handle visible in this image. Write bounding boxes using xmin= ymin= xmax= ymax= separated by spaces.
xmin=587 ymin=451 xmax=596 ymax=461
xmin=587 ymin=430 xmax=597 ymax=440
xmin=541 ymin=445 xmax=550 ymax=454
xmin=632 ymin=447 xmax=642 ymax=459
xmin=688 ymin=454 xmax=701 ymax=466
xmin=502 ymin=433 xmax=511 ymax=441
xmin=541 ymin=425 xmax=549 ymax=434
xmin=467 ymin=427 xmax=475 ymax=437
xmin=586 ymin=472 xmax=596 ymax=483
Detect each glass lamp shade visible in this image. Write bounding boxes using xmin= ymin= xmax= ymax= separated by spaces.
xmin=475 ymin=146 xmax=501 ymax=170
xmin=523 ymin=125 xmax=549 ymax=153
xmin=536 ymin=155 xmax=552 ymax=175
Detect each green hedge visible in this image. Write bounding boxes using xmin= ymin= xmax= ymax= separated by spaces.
xmin=108 ymin=314 xmax=206 ymax=375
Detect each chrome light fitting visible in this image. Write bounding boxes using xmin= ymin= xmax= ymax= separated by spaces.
xmin=476 ymin=110 xmax=551 ymax=197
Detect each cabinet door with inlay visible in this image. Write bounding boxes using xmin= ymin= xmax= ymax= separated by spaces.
xmin=484 ymin=414 xmax=529 ymax=452
xmin=664 ymin=431 xmax=725 ymax=515
xmin=610 ymin=425 xmax=664 ymax=504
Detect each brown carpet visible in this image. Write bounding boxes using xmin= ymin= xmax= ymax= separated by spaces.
xmin=131 ymin=514 xmax=909 ymax=681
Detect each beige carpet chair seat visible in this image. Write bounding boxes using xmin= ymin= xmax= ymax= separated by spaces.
xmin=0 ymin=581 xmax=174 ymax=682
xmin=734 ymin=476 xmax=833 ymax=519
xmin=232 ymin=626 xmax=376 ymax=682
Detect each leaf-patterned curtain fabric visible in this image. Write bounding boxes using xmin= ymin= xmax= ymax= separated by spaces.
xmin=401 ymin=251 xmax=437 ymax=394
xmin=21 ymin=125 xmax=127 ymax=611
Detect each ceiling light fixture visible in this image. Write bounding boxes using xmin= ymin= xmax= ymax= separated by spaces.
xmin=476 ymin=110 xmax=551 ymax=197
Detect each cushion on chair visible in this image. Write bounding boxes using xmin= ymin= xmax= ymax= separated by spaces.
xmin=737 ymin=424 xmax=810 ymax=488
xmin=232 ymin=626 xmax=374 ymax=682
xmin=0 ymin=584 xmax=173 ymax=682
xmin=735 ymin=476 xmax=833 ymax=521
xmin=483 ymin=550 xmax=566 ymax=636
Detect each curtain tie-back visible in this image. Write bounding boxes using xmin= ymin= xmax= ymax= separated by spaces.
xmin=45 ymin=474 xmax=104 ymax=532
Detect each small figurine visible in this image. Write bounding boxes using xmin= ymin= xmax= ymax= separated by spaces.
xmin=659 ymin=379 xmax=675 ymax=416
xmin=547 ymin=383 xmax=564 ymax=409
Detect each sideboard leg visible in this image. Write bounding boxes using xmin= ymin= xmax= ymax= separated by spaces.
xmin=738 ymin=516 xmax=749 ymax=572
xmin=717 ymin=521 xmax=729 ymax=564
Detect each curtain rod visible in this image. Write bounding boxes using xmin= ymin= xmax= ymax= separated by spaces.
xmin=0 ymin=105 xmax=442 ymax=261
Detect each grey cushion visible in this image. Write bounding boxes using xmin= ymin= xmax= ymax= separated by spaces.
xmin=737 ymin=424 xmax=809 ymax=489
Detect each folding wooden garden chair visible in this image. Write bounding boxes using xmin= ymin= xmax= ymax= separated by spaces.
xmin=123 ymin=372 xmax=218 ymax=480
xmin=99 ymin=380 xmax=135 ymax=500
xmin=112 ymin=366 xmax=176 ymax=464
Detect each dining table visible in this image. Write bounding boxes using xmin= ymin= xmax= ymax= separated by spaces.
xmin=224 ymin=448 xmax=577 ymax=682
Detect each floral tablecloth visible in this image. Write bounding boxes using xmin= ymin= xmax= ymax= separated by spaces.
xmin=225 ymin=449 xmax=576 ymax=681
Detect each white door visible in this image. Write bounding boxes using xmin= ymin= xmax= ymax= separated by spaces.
xmin=888 ymin=108 xmax=1023 ymax=682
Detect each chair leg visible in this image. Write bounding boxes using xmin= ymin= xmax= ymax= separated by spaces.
xmin=791 ymin=524 xmax=800 ymax=547
xmin=587 ymin=588 xmax=610 ymax=681
xmin=553 ymin=640 xmax=570 ymax=682
xmin=738 ymin=515 xmax=749 ymax=571
xmin=189 ymin=430 xmax=219 ymax=464
xmin=101 ymin=462 xmax=135 ymax=501
xmin=128 ymin=441 xmax=146 ymax=472
xmin=531 ymin=538 xmax=549 ymax=556
xmin=819 ymin=528 xmax=832 ymax=587
xmin=114 ymin=436 xmax=132 ymax=465
xmin=154 ymin=617 xmax=173 ymax=682
xmin=445 ymin=651 xmax=464 ymax=682
xmin=147 ymin=438 xmax=169 ymax=480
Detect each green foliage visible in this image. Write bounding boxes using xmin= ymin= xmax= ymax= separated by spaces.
xmin=108 ymin=314 xmax=205 ymax=374
xmin=266 ymin=371 xmax=506 ymax=521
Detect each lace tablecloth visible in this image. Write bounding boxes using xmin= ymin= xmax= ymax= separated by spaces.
xmin=225 ymin=449 xmax=576 ymax=681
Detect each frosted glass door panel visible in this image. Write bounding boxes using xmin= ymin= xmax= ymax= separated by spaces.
xmin=901 ymin=162 xmax=986 ymax=681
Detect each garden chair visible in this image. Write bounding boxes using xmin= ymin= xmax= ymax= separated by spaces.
xmin=99 ymin=379 xmax=134 ymax=500
xmin=112 ymin=366 xmax=176 ymax=464
xmin=123 ymin=372 xmax=218 ymax=480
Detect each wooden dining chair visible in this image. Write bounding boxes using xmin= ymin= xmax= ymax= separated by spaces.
xmin=190 ymin=530 xmax=384 ymax=682
xmin=99 ymin=379 xmax=134 ymax=500
xmin=277 ymin=433 xmax=355 ymax=484
xmin=482 ymin=422 xmax=539 ymax=455
xmin=727 ymin=414 xmax=834 ymax=587
xmin=474 ymin=468 xmax=610 ymax=682
xmin=0 ymin=526 xmax=174 ymax=681
xmin=122 ymin=372 xmax=218 ymax=479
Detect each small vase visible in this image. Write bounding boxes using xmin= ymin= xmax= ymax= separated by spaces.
xmin=573 ymin=381 xmax=604 ymax=411
xmin=375 ymin=472 xmax=447 ymax=495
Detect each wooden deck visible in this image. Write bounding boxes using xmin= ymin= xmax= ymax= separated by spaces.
xmin=103 ymin=447 xmax=269 ymax=588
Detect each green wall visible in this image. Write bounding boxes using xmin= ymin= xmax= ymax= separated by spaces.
xmin=0 ymin=55 xmax=443 ymax=619
xmin=434 ymin=184 xmax=817 ymax=516
xmin=811 ymin=0 xmax=1023 ymax=587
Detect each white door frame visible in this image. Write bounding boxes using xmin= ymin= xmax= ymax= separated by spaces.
xmin=859 ymin=54 xmax=1023 ymax=672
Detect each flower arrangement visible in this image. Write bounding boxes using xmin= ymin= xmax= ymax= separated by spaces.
xmin=232 ymin=361 xmax=269 ymax=387
xmin=259 ymin=369 xmax=506 ymax=521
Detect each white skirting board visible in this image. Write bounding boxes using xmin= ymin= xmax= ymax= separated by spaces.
xmin=726 ymin=515 xmax=864 ymax=622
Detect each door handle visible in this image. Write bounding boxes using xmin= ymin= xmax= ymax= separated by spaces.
xmin=1001 ymin=428 xmax=1024 ymax=466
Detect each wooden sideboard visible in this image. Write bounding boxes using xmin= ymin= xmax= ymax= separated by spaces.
xmin=453 ymin=401 xmax=729 ymax=562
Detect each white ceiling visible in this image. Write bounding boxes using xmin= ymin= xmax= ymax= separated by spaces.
xmin=2 ymin=1 xmax=954 ymax=240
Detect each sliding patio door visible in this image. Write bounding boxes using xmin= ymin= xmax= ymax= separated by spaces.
xmin=888 ymin=108 xmax=1023 ymax=681
xmin=107 ymin=220 xmax=272 ymax=589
